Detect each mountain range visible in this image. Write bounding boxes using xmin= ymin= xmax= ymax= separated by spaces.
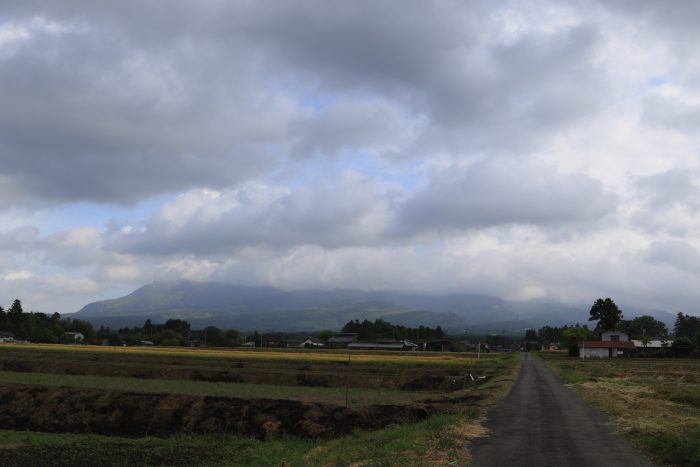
xmin=72 ymin=281 xmax=678 ymax=334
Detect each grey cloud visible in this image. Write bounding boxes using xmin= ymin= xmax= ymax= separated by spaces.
xmin=643 ymin=93 xmax=700 ymax=133
xmin=109 ymin=175 xmax=394 ymax=256
xmin=396 ymin=158 xmax=617 ymax=234
xmin=0 ymin=226 xmax=40 ymax=250
xmin=635 ymin=169 xmax=700 ymax=210
xmin=244 ymin=3 xmax=605 ymax=149
xmin=289 ymin=99 xmax=416 ymax=158
xmin=109 ymin=158 xmax=617 ymax=257
xmin=630 ymin=169 xmax=700 ymax=235
xmin=0 ymin=1 xmax=612 ymax=208
xmin=644 ymin=240 xmax=700 ymax=273
xmin=0 ymin=9 xmax=281 ymax=205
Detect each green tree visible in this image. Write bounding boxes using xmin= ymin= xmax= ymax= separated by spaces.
xmin=618 ymin=315 xmax=668 ymax=339
xmin=222 ymin=329 xmax=241 ymax=346
xmin=9 ymin=299 xmax=23 ymax=315
xmin=674 ymin=312 xmax=700 ymax=339
xmin=588 ymin=298 xmax=623 ymax=331
xmin=562 ymin=326 xmax=591 ymax=356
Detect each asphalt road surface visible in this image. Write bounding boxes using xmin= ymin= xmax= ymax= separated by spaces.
xmin=470 ymin=353 xmax=657 ymax=467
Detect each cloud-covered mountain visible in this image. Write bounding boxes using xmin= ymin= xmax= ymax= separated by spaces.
xmin=73 ymin=281 xmax=678 ymax=333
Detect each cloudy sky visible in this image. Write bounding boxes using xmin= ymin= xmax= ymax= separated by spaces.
xmin=2 ymin=0 xmax=700 ymax=315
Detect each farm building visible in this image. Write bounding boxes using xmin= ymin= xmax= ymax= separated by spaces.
xmin=327 ymin=333 xmax=358 ymax=348
xmin=347 ymin=340 xmax=418 ymax=351
xmin=578 ymin=340 xmax=635 ymax=358
xmin=425 ymin=340 xmax=456 ymax=352
xmin=631 ymin=339 xmax=672 ymax=349
xmin=295 ymin=337 xmax=326 ymax=349
xmin=579 ymin=330 xmax=634 ymax=358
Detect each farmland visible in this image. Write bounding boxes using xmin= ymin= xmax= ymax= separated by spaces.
xmin=539 ymin=352 xmax=700 ymax=466
xmin=0 ymin=344 xmax=519 ymax=466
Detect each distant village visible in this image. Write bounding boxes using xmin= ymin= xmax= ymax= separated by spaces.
xmin=2 ymin=297 xmax=699 ymax=357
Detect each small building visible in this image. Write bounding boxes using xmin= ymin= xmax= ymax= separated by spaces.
xmin=0 ymin=331 xmax=15 ymax=343
xmin=631 ymin=339 xmax=672 ymax=349
xmin=425 ymin=340 xmax=455 ymax=352
xmin=579 ymin=329 xmax=635 ymax=358
xmin=578 ymin=340 xmax=635 ymax=358
xmin=65 ymin=332 xmax=84 ymax=343
xmin=297 ymin=337 xmax=326 ymax=349
xmin=327 ymin=333 xmax=358 ymax=348
xmin=347 ymin=340 xmax=418 ymax=351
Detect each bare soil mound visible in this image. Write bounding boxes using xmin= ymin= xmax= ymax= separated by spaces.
xmin=0 ymin=384 xmax=433 ymax=439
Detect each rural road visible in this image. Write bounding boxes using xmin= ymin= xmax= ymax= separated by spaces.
xmin=470 ymin=353 xmax=657 ymax=467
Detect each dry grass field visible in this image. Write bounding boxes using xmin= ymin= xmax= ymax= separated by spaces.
xmin=539 ymin=352 xmax=700 ymax=467
xmin=0 ymin=343 xmax=519 ymax=466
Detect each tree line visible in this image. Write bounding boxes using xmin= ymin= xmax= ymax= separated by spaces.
xmin=341 ymin=318 xmax=446 ymax=341
xmin=0 ymin=299 xmax=94 ymax=344
xmin=523 ymin=298 xmax=700 ymax=357
xmin=0 ymin=299 xmax=243 ymax=347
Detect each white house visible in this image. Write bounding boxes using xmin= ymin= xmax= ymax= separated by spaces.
xmin=601 ymin=330 xmax=629 ymax=342
xmin=297 ymin=338 xmax=326 ymax=349
xmin=579 ymin=330 xmax=634 ymax=358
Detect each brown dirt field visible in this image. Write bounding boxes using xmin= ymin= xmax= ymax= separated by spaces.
xmin=0 ymin=384 xmax=434 ymax=439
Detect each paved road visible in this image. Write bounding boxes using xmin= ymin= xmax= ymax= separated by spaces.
xmin=470 ymin=353 xmax=657 ymax=467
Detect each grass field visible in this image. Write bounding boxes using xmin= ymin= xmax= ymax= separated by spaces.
xmin=539 ymin=351 xmax=700 ymax=467
xmin=0 ymin=370 xmax=428 ymax=406
xmin=0 ymin=344 xmax=520 ymax=466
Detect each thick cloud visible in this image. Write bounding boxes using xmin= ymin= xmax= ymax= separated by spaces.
xmin=110 ymin=173 xmax=396 ymax=255
xmin=3 ymin=1 xmax=700 ymax=315
xmin=644 ymin=240 xmax=700 ymax=273
xmin=397 ymin=158 xmax=616 ymax=234
xmin=0 ymin=1 xmax=610 ymax=207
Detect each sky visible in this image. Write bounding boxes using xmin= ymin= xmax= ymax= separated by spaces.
xmin=2 ymin=0 xmax=700 ymax=315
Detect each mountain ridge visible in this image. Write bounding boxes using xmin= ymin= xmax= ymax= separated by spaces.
xmin=73 ymin=280 xmax=678 ymax=333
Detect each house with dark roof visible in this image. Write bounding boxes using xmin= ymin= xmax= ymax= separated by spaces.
xmin=578 ymin=330 xmax=635 ymax=358
xmin=425 ymin=340 xmax=455 ymax=352
xmin=327 ymin=333 xmax=358 ymax=348
xmin=347 ymin=340 xmax=418 ymax=351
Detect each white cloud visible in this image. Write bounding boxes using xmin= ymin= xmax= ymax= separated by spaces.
xmin=1 ymin=270 xmax=34 ymax=281
xmin=1 ymin=1 xmax=700 ymax=316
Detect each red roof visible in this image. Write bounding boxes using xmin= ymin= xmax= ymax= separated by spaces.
xmin=578 ymin=341 xmax=635 ymax=349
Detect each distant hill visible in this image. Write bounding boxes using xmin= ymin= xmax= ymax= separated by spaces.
xmin=73 ymin=281 xmax=507 ymax=331
xmin=72 ymin=281 xmax=679 ymax=333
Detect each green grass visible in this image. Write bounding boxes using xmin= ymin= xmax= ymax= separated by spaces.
xmin=0 ymin=413 xmax=477 ymax=467
xmin=0 ymin=349 xmax=520 ymax=466
xmin=0 ymin=370 xmax=425 ymax=406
